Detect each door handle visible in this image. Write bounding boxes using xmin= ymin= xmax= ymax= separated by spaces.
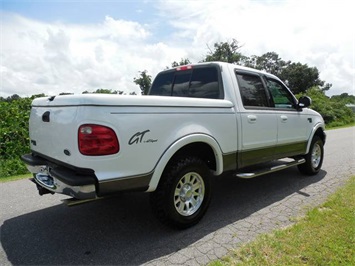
xmin=280 ymin=115 xmax=288 ymax=122
xmin=247 ymin=115 xmax=257 ymax=123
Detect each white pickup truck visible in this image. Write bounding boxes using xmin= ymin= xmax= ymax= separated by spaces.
xmin=22 ymin=62 xmax=326 ymax=228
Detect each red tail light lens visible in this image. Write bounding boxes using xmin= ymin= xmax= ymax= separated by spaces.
xmin=78 ymin=124 xmax=119 ymax=156
xmin=176 ymin=65 xmax=192 ymax=71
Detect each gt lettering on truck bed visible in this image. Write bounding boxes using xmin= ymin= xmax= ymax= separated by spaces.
xmin=22 ymin=62 xmax=326 ymax=229
xmin=128 ymin=130 xmax=151 ymax=145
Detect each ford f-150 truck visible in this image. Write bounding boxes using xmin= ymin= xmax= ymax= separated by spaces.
xmin=22 ymin=62 xmax=326 ymax=228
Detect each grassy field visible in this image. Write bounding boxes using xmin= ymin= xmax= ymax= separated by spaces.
xmin=0 ymin=173 xmax=31 ymax=183
xmin=327 ymin=122 xmax=355 ymax=130
xmin=210 ymin=176 xmax=355 ymax=266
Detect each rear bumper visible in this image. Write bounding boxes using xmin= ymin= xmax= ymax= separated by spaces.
xmin=21 ymin=153 xmax=97 ymax=199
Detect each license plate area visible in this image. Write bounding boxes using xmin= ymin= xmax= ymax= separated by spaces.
xmin=34 ymin=167 xmax=56 ymax=190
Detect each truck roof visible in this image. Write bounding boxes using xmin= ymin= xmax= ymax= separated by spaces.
xmin=169 ymin=61 xmax=282 ymax=82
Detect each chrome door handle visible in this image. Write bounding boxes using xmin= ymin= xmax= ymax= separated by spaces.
xmin=280 ymin=115 xmax=288 ymax=122
xmin=247 ymin=115 xmax=257 ymax=123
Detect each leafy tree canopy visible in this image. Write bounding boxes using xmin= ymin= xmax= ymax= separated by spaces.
xmin=171 ymin=58 xmax=192 ymax=68
xmin=243 ymin=52 xmax=290 ymax=76
xmin=331 ymin=93 xmax=355 ymax=104
xmin=279 ymin=62 xmax=326 ymax=94
xmin=204 ymin=39 xmax=244 ymax=64
xmin=133 ymin=70 xmax=152 ymax=95
xmin=82 ymin=88 xmax=120 ymax=94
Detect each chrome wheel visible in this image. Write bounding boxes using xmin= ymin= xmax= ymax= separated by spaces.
xmin=311 ymin=142 xmax=322 ymax=168
xmin=174 ymin=172 xmax=205 ymax=216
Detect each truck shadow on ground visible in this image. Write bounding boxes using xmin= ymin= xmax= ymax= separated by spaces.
xmin=1 ymin=168 xmax=326 ymax=265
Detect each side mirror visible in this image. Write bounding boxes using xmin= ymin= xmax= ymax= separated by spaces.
xmin=298 ymin=96 xmax=312 ymax=109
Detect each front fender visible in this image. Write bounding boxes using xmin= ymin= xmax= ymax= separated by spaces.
xmin=147 ymin=134 xmax=223 ymax=192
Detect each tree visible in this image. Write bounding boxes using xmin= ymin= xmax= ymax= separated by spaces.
xmin=171 ymin=58 xmax=192 ymax=67
xmin=244 ymin=52 xmax=289 ymax=76
xmin=204 ymin=39 xmax=244 ymax=64
xmin=280 ymin=63 xmax=325 ymax=94
xmin=82 ymin=89 xmax=117 ymax=94
xmin=331 ymin=93 xmax=355 ymax=104
xmin=133 ymin=70 xmax=152 ymax=95
xmin=241 ymin=52 xmax=331 ymax=94
xmin=0 ymin=94 xmax=21 ymax=102
xmin=93 ymin=88 xmax=117 ymax=94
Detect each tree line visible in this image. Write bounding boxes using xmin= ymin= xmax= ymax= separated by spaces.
xmin=1 ymin=39 xmax=354 ymax=177
xmin=134 ymin=39 xmax=332 ymax=96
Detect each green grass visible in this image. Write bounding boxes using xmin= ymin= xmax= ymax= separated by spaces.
xmin=326 ymin=122 xmax=355 ymax=130
xmin=0 ymin=173 xmax=31 ymax=183
xmin=210 ymin=176 xmax=355 ymax=266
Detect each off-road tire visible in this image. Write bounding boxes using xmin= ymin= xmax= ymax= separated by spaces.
xmin=150 ymin=156 xmax=211 ymax=229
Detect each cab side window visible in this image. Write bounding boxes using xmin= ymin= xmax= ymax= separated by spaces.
xmin=266 ymin=78 xmax=296 ymax=109
xmin=236 ymin=72 xmax=269 ymax=108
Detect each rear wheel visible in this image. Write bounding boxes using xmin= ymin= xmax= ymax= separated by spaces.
xmin=150 ymin=156 xmax=211 ymax=229
xmin=298 ymin=135 xmax=324 ymax=175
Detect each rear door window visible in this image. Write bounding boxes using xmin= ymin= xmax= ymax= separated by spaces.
xmin=235 ymin=72 xmax=269 ymax=108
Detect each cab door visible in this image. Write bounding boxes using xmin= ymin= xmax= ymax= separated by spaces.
xmin=235 ymin=71 xmax=277 ymax=168
xmin=264 ymin=77 xmax=309 ymax=158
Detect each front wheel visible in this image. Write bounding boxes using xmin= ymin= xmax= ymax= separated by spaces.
xmin=298 ymin=135 xmax=324 ymax=175
xmin=150 ymin=156 xmax=211 ymax=229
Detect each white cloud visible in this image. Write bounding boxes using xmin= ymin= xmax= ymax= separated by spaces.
xmin=156 ymin=0 xmax=355 ymax=96
xmin=1 ymin=0 xmax=354 ymax=97
xmin=0 ymin=14 xmax=184 ymax=97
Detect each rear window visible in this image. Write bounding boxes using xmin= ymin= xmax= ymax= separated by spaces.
xmin=149 ymin=66 xmax=223 ymax=99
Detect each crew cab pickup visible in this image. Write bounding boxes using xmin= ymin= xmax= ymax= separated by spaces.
xmin=22 ymin=62 xmax=326 ymax=228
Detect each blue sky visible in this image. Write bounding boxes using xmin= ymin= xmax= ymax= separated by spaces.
xmin=1 ymin=0 xmax=354 ymax=97
xmin=2 ymin=1 xmax=156 ymax=24
xmin=1 ymin=0 xmax=170 ymax=40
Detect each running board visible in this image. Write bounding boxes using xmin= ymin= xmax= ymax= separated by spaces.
xmin=236 ymin=158 xmax=305 ymax=179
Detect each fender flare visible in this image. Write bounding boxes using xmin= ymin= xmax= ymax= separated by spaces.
xmin=306 ymin=123 xmax=326 ymax=154
xmin=147 ymin=134 xmax=224 ymax=192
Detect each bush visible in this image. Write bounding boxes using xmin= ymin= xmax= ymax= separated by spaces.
xmin=298 ymin=87 xmax=355 ymax=127
xmin=0 ymin=97 xmax=32 ymax=177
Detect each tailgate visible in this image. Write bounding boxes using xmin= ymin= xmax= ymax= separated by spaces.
xmin=29 ymin=104 xmax=80 ymax=165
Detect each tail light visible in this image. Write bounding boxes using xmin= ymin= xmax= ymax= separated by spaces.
xmin=176 ymin=65 xmax=192 ymax=71
xmin=78 ymin=124 xmax=119 ymax=156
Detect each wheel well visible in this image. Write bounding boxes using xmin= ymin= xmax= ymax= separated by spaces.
xmin=167 ymin=142 xmax=217 ymax=171
xmin=314 ymin=128 xmax=326 ymax=144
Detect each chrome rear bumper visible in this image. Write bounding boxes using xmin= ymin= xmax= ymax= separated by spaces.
xmin=22 ymin=153 xmax=97 ymax=199
xmin=32 ymin=169 xmax=96 ymax=199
